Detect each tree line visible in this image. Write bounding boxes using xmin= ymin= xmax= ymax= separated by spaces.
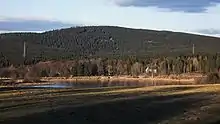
xmin=0 ymin=53 xmax=11 ymax=68
xmin=1 ymin=53 xmax=220 ymax=79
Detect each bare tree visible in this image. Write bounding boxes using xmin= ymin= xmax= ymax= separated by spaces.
xmin=131 ymin=62 xmax=143 ymax=77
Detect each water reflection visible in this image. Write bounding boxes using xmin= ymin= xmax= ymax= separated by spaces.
xmin=25 ymin=80 xmax=191 ymax=89
xmin=28 ymin=81 xmax=145 ymax=89
xmin=32 ymin=84 xmax=68 ymax=88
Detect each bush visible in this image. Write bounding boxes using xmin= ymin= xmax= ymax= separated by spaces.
xmin=23 ymin=69 xmax=41 ymax=83
xmin=201 ymin=73 xmax=220 ymax=84
xmin=0 ymin=68 xmax=19 ymax=79
xmin=23 ymin=76 xmax=41 ymax=83
xmin=40 ymin=69 xmax=49 ymax=77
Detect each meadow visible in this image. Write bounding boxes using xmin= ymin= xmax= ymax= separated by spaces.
xmin=1 ymin=84 xmax=220 ymax=124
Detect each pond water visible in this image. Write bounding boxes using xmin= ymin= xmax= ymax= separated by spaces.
xmin=22 ymin=80 xmax=191 ymax=89
xmin=25 ymin=81 xmax=146 ymax=89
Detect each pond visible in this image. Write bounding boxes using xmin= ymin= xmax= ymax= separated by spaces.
xmin=20 ymin=80 xmax=191 ymax=89
xmin=23 ymin=81 xmax=146 ymax=89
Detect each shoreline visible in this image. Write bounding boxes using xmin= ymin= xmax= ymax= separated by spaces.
xmin=41 ymin=76 xmax=196 ymax=82
xmin=0 ymin=74 xmax=207 ymax=87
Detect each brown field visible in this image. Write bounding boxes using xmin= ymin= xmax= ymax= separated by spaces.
xmin=1 ymin=84 xmax=220 ymax=124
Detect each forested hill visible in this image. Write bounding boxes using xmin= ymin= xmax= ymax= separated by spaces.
xmin=1 ymin=26 xmax=220 ymax=64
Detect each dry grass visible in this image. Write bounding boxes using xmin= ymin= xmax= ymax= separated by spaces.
xmin=41 ymin=76 xmax=196 ymax=82
xmin=0 ymin=73 xmax=206 ymax=88
xmin=1 ymin=84 xmax=220 ymax=124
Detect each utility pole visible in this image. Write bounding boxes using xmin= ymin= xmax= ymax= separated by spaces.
xmin=192 ymin=44 xmax=195 ymax=55
xmin=23 ymin=41 xmax=26 ymax=58
xmin=23 ymin=41 xmax=27 ymax=65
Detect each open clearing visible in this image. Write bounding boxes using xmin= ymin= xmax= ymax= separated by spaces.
xmin=1 ymin=85 xmax=220 ymax=124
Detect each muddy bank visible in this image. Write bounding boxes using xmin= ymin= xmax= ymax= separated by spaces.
xmin=0 ymin=74 xmax=204 ymax=87
xmin=39 ymin=73 xmax=206 ymax=83
xmin=41 ymin=76 xmax=196 ymax=82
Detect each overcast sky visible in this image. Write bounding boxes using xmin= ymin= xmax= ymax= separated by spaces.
xmin=1 ymin=0 xmax=220 ymax=36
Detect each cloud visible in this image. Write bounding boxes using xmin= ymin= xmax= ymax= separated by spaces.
xmin=194 ymin=29 xmax=220 ymax=37
xmin=110 ymin=0 xmax=134 ymax=5
xmin=0 ymin=30 xmax=43 ymax=34
xmin=196 ymin=29 xmax=220 ymax=34
xmin=1 ymin=0 xmax=220 ymax=37
xmin=111 ymin=0 xmax=220 ymax=13
xmin=0 ymin=18 xmax=75 ymax=31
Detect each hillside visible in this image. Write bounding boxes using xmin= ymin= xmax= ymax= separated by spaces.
xmin=1 ymin=26 xmax=220 ymax=64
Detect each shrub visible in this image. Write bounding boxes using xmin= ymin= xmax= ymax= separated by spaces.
xmin=0 ymin=68 xmax=19 ymax=79
xmin=23 ymin=75 xmax=41 ymax=83
xmin=201 ymin=73 xmax=220 ymax=84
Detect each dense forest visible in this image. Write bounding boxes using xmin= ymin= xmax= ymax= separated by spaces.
xmin=0 ymin=54 xmax=220 ymax=82
xmin=1 ymin=26 xmax=220 ymax=65
xmin=0 ymin=26 xmax=220 ymax=81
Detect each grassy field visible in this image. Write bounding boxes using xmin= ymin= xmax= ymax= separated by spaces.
xmin=1 ymin=85 xmax=220 ymax=124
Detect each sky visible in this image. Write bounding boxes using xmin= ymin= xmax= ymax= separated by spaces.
xmin=1 ymin=0 xmax=220 ymax=37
